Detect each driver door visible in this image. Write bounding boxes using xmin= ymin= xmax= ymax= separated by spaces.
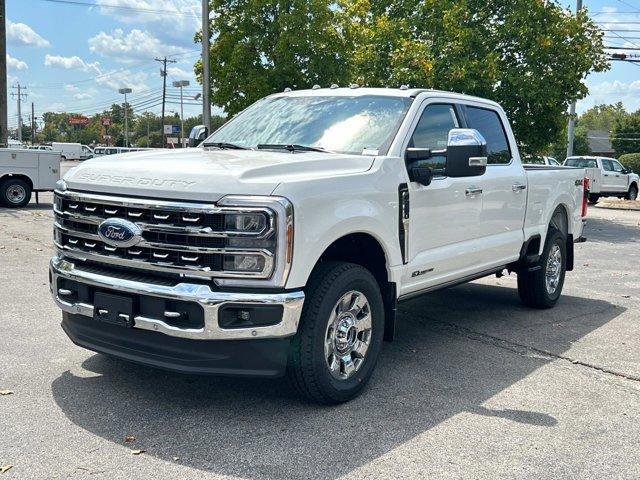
xmin=400 ymin=101 xmax=485 ymax=296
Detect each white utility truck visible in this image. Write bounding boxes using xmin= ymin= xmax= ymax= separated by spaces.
xmin=50 ymin=88 xmax=588 ymax=403
xmin=1 ymin=148 xmax=61 ymax=207
xmin=51 ymin=142 xmax=94 ymax=161
xmin=565 ymin=156 xmax=639 ymax=203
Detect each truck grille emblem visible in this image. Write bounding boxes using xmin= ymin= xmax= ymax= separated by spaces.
xmin=98 ymin=218 xmax=143 ymax=248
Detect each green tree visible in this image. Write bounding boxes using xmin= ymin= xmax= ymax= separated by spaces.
xmin=195 ymin=0 xmax=349 ymax=115
xmin=611 ymin=112 xmax=640 ymax=156
xmin=546 ymin=125 xmax=590 ymax=161
xmin=578 ymin=102 xmax=627 ymax=132
xmin=339 ymin=0 xmax=608 ymax=154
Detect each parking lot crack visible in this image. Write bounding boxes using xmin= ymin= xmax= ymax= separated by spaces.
xmin=399 ymin=307 xmax=640 ymax=386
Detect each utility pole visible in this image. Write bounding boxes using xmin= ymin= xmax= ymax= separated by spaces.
xmin=202 ymin=0 xmax=211 ymax=134
xmin=10 ymin=84 xmax=27 ymax=142
xmin=155 ymin=56 xmax=176 ymax=148
xmin=31 ymin=102 xmax=35 ymax=144
xmin=118 ymin=88 xmax=132 ymax=147
xmin=566 ymin=0 xmax=583 ymax=158
xmin=0 ymin=0 xmax=8 ymax=147
xmin=173 ymin=80 xmax=189 ymax=147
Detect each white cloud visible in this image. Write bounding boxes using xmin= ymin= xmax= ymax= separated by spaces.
xmin=578 ymin=79 xmax=640 ymax=114
xmin=6 ymin=54 xmax=28 ymax=71
xmin=95 ymin=0 xmax=200 ymax=43
xmin=95 ymin=69 xmax=149 ymax=92
xmin=44 ymin=54 xmax=102 ymax=75
xmin=64 ymin=84 xmax=79 ymax=93
xmin=7 ymin=20 xmax=50 ymax=47
xmin=74 ymin=93 xmax=94 ymax=100
xmin=166 ymin=66 xmax=194 ymax=80
xmin=88 ymin=29 xmax=187 ymax=63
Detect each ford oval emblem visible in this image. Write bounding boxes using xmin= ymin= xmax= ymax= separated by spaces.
xmin=97 ymin=218 xmax=142 ymax=248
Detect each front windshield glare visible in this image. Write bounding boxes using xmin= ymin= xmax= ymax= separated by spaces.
xmin=204 ymin=95 xmax=413 ymax=155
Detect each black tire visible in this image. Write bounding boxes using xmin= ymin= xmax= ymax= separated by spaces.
xmin=0 ymin=178 xmax=32 ymax=208
xmin=627 ymin=184 xmax=638 ymax=201
xmin=287 ymin=261 xmax=385 ymax=404
xmin=588 ymin=194 xmax=599 ymax=205
xmin=517 ymin=228 xmax=567 ymax=309
xmin=60 ymin=155 xmax=66 ymax=161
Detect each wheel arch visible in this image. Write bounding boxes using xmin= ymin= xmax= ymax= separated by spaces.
xmin=0 ymin=173 xmax=34 ymax=190
xmin=307 ymin=232 xmax=397 ymax=342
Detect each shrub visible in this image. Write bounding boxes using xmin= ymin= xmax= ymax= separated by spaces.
xmin=618 ymin=153 xmax=640 ymax=174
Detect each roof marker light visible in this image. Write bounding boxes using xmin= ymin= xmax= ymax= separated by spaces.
xmin=312 ymin=84 xmax=321 ymax=90
xmin=349 ymin=84 xmax=360 ymax=89
xmin=330 ymin=84 xmax=339 ymax=89
xmin=400 ymin=85 xmax=409 ymax=90
xmin=284 ymin=87 xmax=292 ymax=92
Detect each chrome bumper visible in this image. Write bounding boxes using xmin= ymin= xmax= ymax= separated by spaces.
xmin=49 ymin=256 xmax=305 ymax=341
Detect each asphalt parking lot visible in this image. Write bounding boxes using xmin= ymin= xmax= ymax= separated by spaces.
xmin=1 ymin=188 xmax=639 ymax=479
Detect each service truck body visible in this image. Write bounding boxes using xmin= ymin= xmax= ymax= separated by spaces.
xmin=0 ymin=148 xmax=61 ymax=207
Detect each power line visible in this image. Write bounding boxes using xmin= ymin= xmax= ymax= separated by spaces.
xmin=40 ymin=0 xmax=199 ymax=18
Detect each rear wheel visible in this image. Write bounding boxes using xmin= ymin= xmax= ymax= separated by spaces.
xmin=287 ymin=261 xmax=385 ymax=404
xmin=517 ymin=228 xmax=566 ymax=309
xmin=0 ymin=178 xmax=32 ymax=208
xmin=627 ymin=184 xmax=638 ymax=201
xmin=588 ymin=194 xmax=600 ymax=205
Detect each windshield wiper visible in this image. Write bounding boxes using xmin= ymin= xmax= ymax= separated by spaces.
xmin=256 ymin=144 xmax=329 ymax=153
xmin=202 ymin=141 xmax=248 ymax=150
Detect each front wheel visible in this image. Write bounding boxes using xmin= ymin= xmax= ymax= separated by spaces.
xmin=287 ymin=261 xmax=385 ymax=404
xmin=517 ymin=228 xmax=567 ymax=309
xmin=588 ymin=194 xmax=600 ymax=205
xmin=0 ymin=178 xmax=32 ymax=208
xmin=627 ymin=184 xmax=638 ymax=201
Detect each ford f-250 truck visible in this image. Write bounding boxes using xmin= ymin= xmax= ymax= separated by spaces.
xmin=50 ymin=88 xmax=588 ymax=404
xmin=564 ymin=155 xmax=639 ymax=204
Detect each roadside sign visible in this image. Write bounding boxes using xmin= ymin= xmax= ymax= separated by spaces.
xmin=167 ymin=137 xmax=179 ymax=144
xmin=164 ymin=125 xmax=180 ymax=134
xmin=69 ymin=116 xmax=89 ymax=126
xmin=101 ymin=117 xmax=111 ymax=126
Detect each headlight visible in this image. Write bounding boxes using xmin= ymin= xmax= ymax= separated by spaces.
xmin=224 ymin=212 xmax=267 ymax=234
xmin=217 ymin=196 xmax=293 ymax=288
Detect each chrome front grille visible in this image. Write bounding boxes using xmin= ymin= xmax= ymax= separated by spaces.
xmin=53 ymin=190 xmax=276 ymax=279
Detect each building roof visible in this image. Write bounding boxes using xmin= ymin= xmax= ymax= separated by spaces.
xmin=587 ymin=130 xmax=614 ymax=155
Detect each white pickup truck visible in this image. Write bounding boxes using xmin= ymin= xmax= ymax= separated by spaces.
xmin=565 ymin=156 xmax=639 ymax=203
xmin=1 ymin=148 xmax=61 ymax=207
xmin=50 ymin=88 xmax=588 ymax=403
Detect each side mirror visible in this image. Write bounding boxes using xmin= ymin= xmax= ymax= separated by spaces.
xmin=445 ymin=129 xmax=488 ymax=178
xmin=408 ymin=164 xmax=433 ymax=186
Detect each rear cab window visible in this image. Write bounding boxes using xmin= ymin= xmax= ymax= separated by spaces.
xmin=565 ymin=157 xmax=598 ymax=168
xmin=464 ymin=106 xmax=512 ymax=165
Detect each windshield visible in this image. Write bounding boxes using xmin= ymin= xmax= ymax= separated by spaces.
xmin=203 ymin=95 xmax=413 ymax=155
xmin=565 ymin=157 xmax=598 ymax=168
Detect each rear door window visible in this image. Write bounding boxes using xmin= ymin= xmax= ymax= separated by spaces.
xmin=464 ymin=106 xmax=511 ymax=164
xmin=601 ymin=159 xmax=614 ymax=171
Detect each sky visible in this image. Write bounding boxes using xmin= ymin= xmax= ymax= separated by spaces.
xmin=4 ymin=0 xmax=640 ymax=132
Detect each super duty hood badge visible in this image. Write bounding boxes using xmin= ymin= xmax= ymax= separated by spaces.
xmin=77 ymin=172 xmax=197 ymax=189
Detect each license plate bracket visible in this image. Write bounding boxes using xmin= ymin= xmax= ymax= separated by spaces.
xmin=93 ymin=291 xmax=135 ymax=328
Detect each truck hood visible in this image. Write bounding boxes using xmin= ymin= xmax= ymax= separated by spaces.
xmin=63 ymin=148 xmax=375 ymax=202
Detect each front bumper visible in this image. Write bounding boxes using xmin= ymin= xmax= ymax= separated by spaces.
xmin=50 ymin=256 xmax=305 ymax=341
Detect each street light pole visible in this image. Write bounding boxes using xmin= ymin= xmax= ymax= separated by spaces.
xmin=202 ymin=0 xmax=211 ymax=134
xmin=172 ymin=80 xmax=190 ymax=147
xmin=566 ymin=0 xmax=583 ymax=158
xmin=119 ymin=88 xmax=132 ymax=147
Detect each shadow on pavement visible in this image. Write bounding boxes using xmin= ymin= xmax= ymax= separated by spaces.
xmin=583 ymin=215 xmax=638 ymax=245
xmin=51 ymin=283 xmax=623 ymax=480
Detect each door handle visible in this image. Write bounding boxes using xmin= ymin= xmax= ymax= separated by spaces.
xmin=512 ymin=183 xmax=527 ymax=192
xmin=465 ymin=187 xmax=483 ymax=197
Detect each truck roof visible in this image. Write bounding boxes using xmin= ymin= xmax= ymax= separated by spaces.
xmin=269 ymin=86 xmax=502 ymax=108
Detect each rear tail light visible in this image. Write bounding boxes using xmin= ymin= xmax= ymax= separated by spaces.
xmin=582 ymin=177 xmax=589 ymax=218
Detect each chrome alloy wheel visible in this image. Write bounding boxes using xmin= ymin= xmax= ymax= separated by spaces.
xmin=545 ymin=243 xmax=562 ymax=295
xmin=6 ymin=184 xmax=26 ymax=204
xmin=324 ymin=290 xmax=372 ymax=380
